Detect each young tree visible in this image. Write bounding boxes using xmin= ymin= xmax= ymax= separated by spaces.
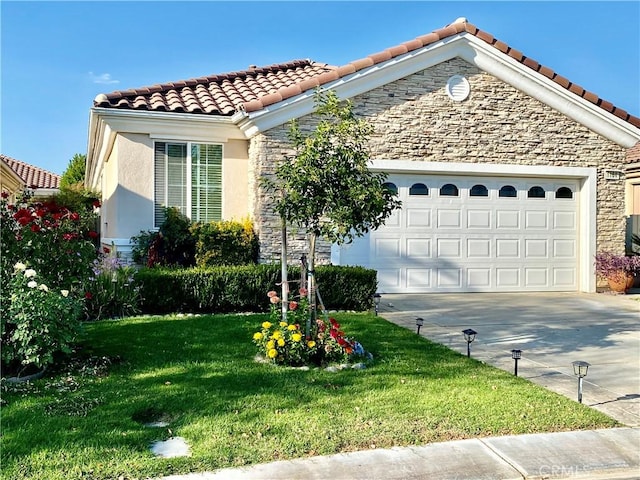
xmin=263 ymin=90 xmax=401 ymax=335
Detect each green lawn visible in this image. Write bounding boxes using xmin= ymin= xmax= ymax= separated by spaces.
xmin=1 ymin=312 xmax=618 ymax=480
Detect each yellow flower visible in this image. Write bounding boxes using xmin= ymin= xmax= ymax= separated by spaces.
xmin=277 ymin=338 xmax=285 ymax=347
xmin=253 ymin=332 xmax=263 ymax=341
xmin=307 ymin=340 xmax=316 ymax=348
xmin=271 ymin=330 xmax=282 ymax=340
xmin=287 ymin=324 xmax=297 ymax=331
xmin=279 ymin=321 xmax=288 ymax=327
xmin=262 ymin=321 xmax=272 ymax=329
xmin=267 ymin=348 xmax=278 ymax=359
xmin=292 ymin=333 xmax=302 ymax=342
xmin=267 ymin=340 xmax=275 ymax=350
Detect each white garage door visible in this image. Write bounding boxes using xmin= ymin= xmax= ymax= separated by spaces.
xmin=342 ymin=174 xmax=580 ymax=293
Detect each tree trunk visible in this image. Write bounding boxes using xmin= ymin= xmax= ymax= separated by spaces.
xmin=306 ymin=232 xmax=317 ymax=338
xmin=280 ymin=220 xmax=288 ymax=322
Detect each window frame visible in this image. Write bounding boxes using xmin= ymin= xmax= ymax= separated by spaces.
xmin=154 ymin=140 xmax=224 ymax=228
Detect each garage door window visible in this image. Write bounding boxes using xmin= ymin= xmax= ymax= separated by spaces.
xmin=409 ymin=183 xmax=429 ymax=195
xmin=470 ymin=184 xmax=488 ymax=197
xmin=383 ymin=182 xmax=398 ymax=195
xmin=528 ymin=186 xmax=546 ymax=198
xmin=499 ymin=185 xmax=517 ymax=198
xmin=556 ymin=187 xmax=573 ymax=199
xmin=440 ymin=183 xmax=459 ymax=196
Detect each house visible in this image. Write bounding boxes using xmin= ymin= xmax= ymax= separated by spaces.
xmin=1 ymin=154 xmax=61 ymax=201
xmin=86 ymin=18 xmax=640 ymax=294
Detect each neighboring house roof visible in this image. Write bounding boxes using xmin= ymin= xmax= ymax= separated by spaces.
xmin=93 ymin=19 xmax=640 ymax=129
xmin=0 ymin=154 xmax=61 ymax=189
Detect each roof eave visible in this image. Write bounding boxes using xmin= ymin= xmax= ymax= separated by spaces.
xmin=235 ymin=33 xmax=640 ymax=148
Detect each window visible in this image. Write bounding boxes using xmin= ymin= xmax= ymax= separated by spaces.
xmin=470 ymin=184 xmax=488 ymax=197
xmin=409 ymin=183 xmax=429 ymax=195
xmin=154 ymin=141 xmax=222 ymax=227
xmin=383 ymin=182 xmax=398 ymax=195
xmin=499 ymin=185 xmax=517 ymax=198
xmin=440 ymin=183 xmax=459 ymax=196
xmin=528 ymin=186 xmax=546 ymax=198
xmin=556 ymin=187 xmax=573 ymax=199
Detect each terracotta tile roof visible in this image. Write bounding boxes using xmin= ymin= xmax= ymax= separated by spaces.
xmin=93 ymin=20 xmax=640 ymax=129
xmin=93 ymin=60 xmax=336 ymax=116
xmin=0 ymin=154 xmax=61 ymax=189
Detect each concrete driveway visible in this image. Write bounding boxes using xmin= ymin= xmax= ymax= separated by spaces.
xmin=377 ymin=291 xmax=640 ymax=426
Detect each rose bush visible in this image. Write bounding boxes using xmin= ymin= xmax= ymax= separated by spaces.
xmin=1 ymin=263 xmax=83 ymax=373
xmin=0 ymin=190 xmax=100 ymax=294
xmin=253 ymin=288 xmax=369 ymax=367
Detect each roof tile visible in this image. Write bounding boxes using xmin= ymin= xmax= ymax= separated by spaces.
xmin=1 ymin=154 xmax=61 ymax=189
xmin=93 ymin=19 xmax=639 ymax=130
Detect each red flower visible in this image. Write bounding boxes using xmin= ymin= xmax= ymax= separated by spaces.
xmin=17 ymin=216 xmax=31 ymax=226
xmin=88 ymin=231 xmax=99 ymax=239
xmin=52 ymin=212 xmax=63 ymax=221
xmin=63 ymin=233 xmax=78 ymax=241
xmin=7 ymin=204 xmax=15 ymax=210
xmin=299 ymin=287 xmax=308 ymax=296
xmin=92 ymin=200 xmax=101 ymax=208
xmin=330 ymin=329 xmax=338 ymax=339
xmin=70 ymin=212 xmax=80 ymax=221
xmin=85 ymin=292 xmax=93 ymax=299
xmin=35 ymin=209 xmax=46 ymax=218
xmin=1 ymin=192 xmax=8 ymax=199
xmin=103 ymin=246 xmax=110 ymax=254
xmin=344 ymin=346 xmax=353 ymax=355
xmin=30 ymin=224 xmax=41 ymax=233
xmin=289 ymin=301 xmax=298 ymax=310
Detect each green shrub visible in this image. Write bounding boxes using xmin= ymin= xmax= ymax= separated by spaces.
xmin=136 ymin=264 xmax=377 ymax=314
xmin=84 ymin=255 xmax=141 ymax=321
xmin=191 ymin=218 xmax=259 ymax=267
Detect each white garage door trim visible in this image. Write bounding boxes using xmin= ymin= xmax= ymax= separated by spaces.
xmin=332 ymin=161 xmax=597 ymax=293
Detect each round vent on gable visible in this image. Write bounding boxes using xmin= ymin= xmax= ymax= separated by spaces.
xmin=446 ymin=75 xmax=470 ymax=101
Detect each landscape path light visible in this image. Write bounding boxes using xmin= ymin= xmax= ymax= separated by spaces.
xmin=511 ymin=349 xmax=522 ymax=376
xmin=415 ymin=317 xmax=424 ymax=335
xmin=462 ymin=328 xmax=477 ymax=358
xmin=373 ymin=293 xmax=382 ymax=316
xmin=572 ymin=361 xmax=590 ymax=404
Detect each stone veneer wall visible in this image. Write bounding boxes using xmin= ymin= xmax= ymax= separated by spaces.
xmin=250 ymin=57 xmax=628 ymax=263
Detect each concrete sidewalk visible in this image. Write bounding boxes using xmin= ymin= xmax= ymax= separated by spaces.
xmin=160 ymin=428 xmax=640 ymax=480
xmin=158 ymin=292 xmax=640 ymax=480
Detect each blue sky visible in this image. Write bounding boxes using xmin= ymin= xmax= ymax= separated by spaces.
xmin=1 ymin=1 xmax=639 ymax=175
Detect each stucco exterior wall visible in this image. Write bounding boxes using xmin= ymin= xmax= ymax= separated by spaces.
xmin=251 ymin=57 xmax=628 ymax=262
xmin=105 ymin=133 xmax=155 ymax=242
xmin=223 ymin=139 xmax=250 ymax=220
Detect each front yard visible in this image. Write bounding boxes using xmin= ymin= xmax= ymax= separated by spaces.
xmin=1 ymin=312 xmax=618 ymax=480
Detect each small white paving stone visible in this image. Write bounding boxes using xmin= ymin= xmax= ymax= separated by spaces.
xmin=150 ymin=437 xmax=191 ymax=458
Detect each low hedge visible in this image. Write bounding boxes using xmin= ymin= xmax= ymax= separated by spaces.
xmin=136 ymin=264 xmax=377 ymax=314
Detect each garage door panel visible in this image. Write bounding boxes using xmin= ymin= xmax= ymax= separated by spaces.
xmin=468 ymin=210 xmax=491 ymax=228
xmin=467 ymin=238 xmax=491 ymax=258
xmin=467 ymin=268 xmax=491 ymax=288
xmin=553 ymin=211 xmax=576 ymax=229
xmin=525 ymin=239 xmax=548 ymax=258
xmin=496 ymin=239 xmax=519 ymax=257
xmin=407 ymin=268 xmax=432 ymax=288
xmin=553 ymin=239 xmax=576 ymax=258
xmin=525 ymin=268 xmax=548 ymax=287
xmin=554 ymin=268 xmax=576 ymax=286
xmin=497 ymin=268 xmax=520 ymax=287
xmin=496 ymin=210 xmax=520 ymax=229
xmin=525 ymin=211 xmax=548 ymax=229
xmin=437 ymin=210 xmax=461 ymax=228
xmin=406 ymin=238 xmax=431 ymax=258
xmin=437 ymin=268 xmax=462 ymax=288
xmin=437 ymin=238 xmax=461 ymax=258
xmin=407 ymin=209 xmax=432 ymax=228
